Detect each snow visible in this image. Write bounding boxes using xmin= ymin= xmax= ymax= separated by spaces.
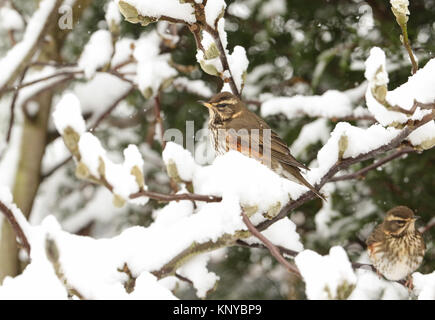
xmin=118 ymin=0 xmax=196 ymax=24
xmin=227 ymin=46 xmax=249 ymax=92
xmin=291 ymin=118 xmax=330 ymax=157
xmin=134 ymin=32 xmax=177 ymax=97
xmin=306 ymin=122 xmax=401 ymax=186
xmin=61 ymin=188 xmax=126 ymax=233
xmin=407 ymin=121 xmax=435 ymax=149
xmin=390 ymin=0 xmax=409 ymax=17
xmin=162 ymin=142 xmax=198 ymax=182
xmin=228 ymin=2 xmax=251 ymax=19
xmin=349 ymin=269 xmax=408 ymax=300
xmin=105 ymin=1 xmax=122 ymax=28
xmin=78 ymin=30 xmax=114 ymax=79
xmin=413 ymin=271 xmax=435 ymax=300
xmin=53 ymin=93 xmax=147 ymax=205
xmin=196 ymin=30 xmax=223 ymax=77
xmin=259 ymin=0 xmax=286 ymax=19
xmin=365 ymin=48 xmax=435 ymax=127
xmin=314 ymin=184 xmax=340 ymax=238
xmin=387 ymin=59 xmax=435 ymax=110
xmin=77 ymin=134 xmax=146 ymax=203
xmin=74 ymin=73 xmax=132 ymax=115
xmin=0 ymin=7 xmax=24 ymax=31
xmin=172 ymin=77 xmax=213 ymax=98
xmin=244 ymin=217 xmax=304 ymax=253
xmin=204 ymin=0 xmax=226 ymax=26
xmin=295 ymin=246 xmax=357 ymax=300
xmin=365 ymin=47 xmax=389 ymax=88
xmin=52 ymin=93 xmax=86 ymax=135
xmin=77 ymin=133 xmax=107 ymax=177
xmin=0 ymin=0 xmax=60 ymax=90
xmin=261 ymin=90 xmax=357 ymax=119
xmin=178 ymin=253 xmax=219 ymax=298
xmin=128 ymin=272 xmax=177 ymax=299
xmin=111 ymin=37 xmax=135 ymax=67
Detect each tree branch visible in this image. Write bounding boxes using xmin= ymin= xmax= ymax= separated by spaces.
xmin=130 ymin=189 xmax=222 ymax=203
xmin=329 ymin=145 xmax=415 ymax=182
xmin=0 ymin=200 xmax=31 ymax=255
xmin=241 ymin=211 xmax=301 ymax=277
xmin=204 ymin=25 xmax=240 ymax=97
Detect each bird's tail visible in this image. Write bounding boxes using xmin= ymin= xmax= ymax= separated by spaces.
xmin=282 ymin=165 xmax=326 ymax=201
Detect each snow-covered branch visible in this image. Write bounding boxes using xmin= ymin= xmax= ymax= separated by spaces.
xmin=258 ymin=109 xmax=434 ymax=232
xmin=0 ymin=188 xmax=31 ymax=255
xmin=117 ymin=0 xmax=248 ymax=97
xmin=0 ymin=0 xmax=62 ymax=93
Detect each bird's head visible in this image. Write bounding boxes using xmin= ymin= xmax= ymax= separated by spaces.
xmin=383 ymin=206 xmax=419 ymax=236
xmin=200 ymin=91 xmax=243 ymax=122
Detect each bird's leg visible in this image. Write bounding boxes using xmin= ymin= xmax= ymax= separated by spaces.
xmin=404 ymin=275 xmax=414 ymax=291
xmin=373 ymin=266 xmax=382 ymax=279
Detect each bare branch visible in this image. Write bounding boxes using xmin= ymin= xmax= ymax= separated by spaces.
xmin=329 ymin=145 xmax=415 ymax=182
xmin=5 ymin=66 xmax=29 ymax=146
xmin=89 ymin=87 xmax=135 ymax=130
xmin=130 ymin=189 xmax=222 ymax=203
xmin=153 ymin=94 xmax=166 ymax=149
xmin=419 ymin=218 xmax=435 ymax=234
xmin=0 ymin=200 xmax=31 ymax=255
xmin=45 ymin=237 xmax=84 ymax=299
xmin=203 ymin=25 xmax=240 ymax=97
xmin=241 ymin=211 xmax=301 ymax=277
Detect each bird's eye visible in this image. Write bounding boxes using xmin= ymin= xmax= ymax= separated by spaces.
xmin=395 ymin=220 xmax=406 ymax=227
xmin=216 ymin=103 xmax=227 ymax=109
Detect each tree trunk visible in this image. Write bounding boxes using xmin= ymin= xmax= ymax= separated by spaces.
xmin=0 ymin=0 xmax=91 ymax=284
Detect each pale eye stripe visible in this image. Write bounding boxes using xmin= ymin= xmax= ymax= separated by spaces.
xmin=214 ymin=99 xmax=238 ymax=105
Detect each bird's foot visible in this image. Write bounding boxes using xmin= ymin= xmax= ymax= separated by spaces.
xmin=404 ymin=275 xmax=414 ymax=291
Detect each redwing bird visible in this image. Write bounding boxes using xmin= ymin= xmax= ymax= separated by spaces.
xmin=366 ymin=206 xmax=425 ymax=288
xmin=201 ymin=91 xmax=325 ymax=200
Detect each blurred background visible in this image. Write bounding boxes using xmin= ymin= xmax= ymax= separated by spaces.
xmin=0 ymin=0 xmax=433 ymax=299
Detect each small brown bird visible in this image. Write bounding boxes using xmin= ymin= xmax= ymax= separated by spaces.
xmin=201 ymin=91 xmax=324 ymax=200
xmin=366 ymin=206 xmax=425 ymax=287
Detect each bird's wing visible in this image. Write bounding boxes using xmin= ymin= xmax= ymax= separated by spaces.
xmin=227 ymin=110 xmax=310 ymax=170
xmin=366 ymin=223 xmax=385 ymax=248
xmin=270 ymin=131 xmax=310 ymax=170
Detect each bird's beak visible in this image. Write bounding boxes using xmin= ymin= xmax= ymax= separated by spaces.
xmin=198 ymin=100 xmax=213 ymax=109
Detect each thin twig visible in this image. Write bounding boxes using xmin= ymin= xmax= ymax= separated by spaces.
xmin=329 ymin=145 xmax=415 ymax=182
xmin=40 ymin=156 xmax=73 ymax=181
xmin=241 ymin=211 xmax=301 ymax=277
xmin=89 ymin=87 xmax=134 ymax=130
xmin=419 ymin=219 xmax=435 ymax=234
xmin=0 ymin=70 xmax=82 ymax=96
xmin=45 ymin=237 xmax=85 ymax=299
xmin=0 ymin=200 xmax=31 ymax=255
xmin=130 ymin=189 xmax=222 ymax=203
xmin=399 ymin=23 xmax=418 ymax=75
xmin=153 ymin=94 xmax=166 ymax=149
xmin=204 ymin=25 xmax=240 ymax=97
xmin=175 ymin=273 xmax=194 ymax=285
